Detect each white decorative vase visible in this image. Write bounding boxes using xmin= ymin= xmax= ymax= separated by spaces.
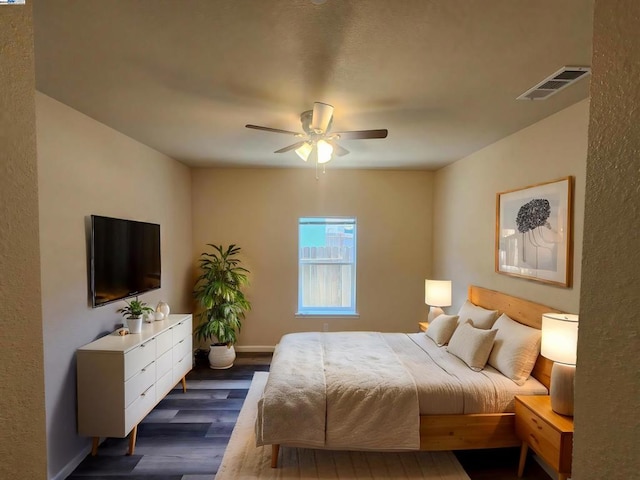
xmin=156 ymin=302 xmax=170 ymax=320
xmin=126 ymin=316 xmax=143 ymax=334
xmin=208 ymin=344 xmax=235 ymax=369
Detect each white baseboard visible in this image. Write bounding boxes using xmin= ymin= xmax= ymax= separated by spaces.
xmin=50 ymin=442 xmax=93 ymax=480
xmin=235 ymin=345 xmax=275 ymax=353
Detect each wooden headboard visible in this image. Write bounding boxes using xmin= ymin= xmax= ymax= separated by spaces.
xmin=468 ymin=285 xmax=561 ymax=389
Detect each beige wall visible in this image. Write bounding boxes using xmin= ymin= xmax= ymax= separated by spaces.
xmin=191 ymin=168 xmax=433 ymax=348
xmin=36 ymin=93 xmax=193 ymax=479
xmin=0 ymin=4 xmax=48 ymax=479
xmin=574 ymin=1 xmax=640 ymax=477
xmin=433 ymin=100 xmax=589 ymax=313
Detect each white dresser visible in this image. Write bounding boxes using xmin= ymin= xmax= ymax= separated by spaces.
xmin=77 ymin=314 xmax=192 ymax=454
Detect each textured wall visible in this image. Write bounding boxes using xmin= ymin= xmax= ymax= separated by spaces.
xmin=36 ymin=93 xmax=193 ymax=479
xmin=191 ymin=168 xmax=433 ymax=348
xmin=432 ymin=100 xmax=588 ymax=312
xmin=0 ymin=4 xmax=48 ymax=479
xmin=573 ymin=1 xmax=640 ymax=478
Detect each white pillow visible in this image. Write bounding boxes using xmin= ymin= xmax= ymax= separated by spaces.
xmin=447 ymin=319 xmax=497 ymax=371
xmin=426 ymin=314 xmax=459 ymax=346
xmin=488 ymin=313 xmax=541 ymax=386
xmin=456 ymin=300 xmax=499 ymax=329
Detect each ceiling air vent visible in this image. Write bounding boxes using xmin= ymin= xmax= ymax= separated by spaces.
xmin=517 ymin=66 xmax=591 ymax=101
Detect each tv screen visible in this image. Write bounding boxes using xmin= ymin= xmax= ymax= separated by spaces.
xmin=90 ymin=215 xmax=161 ymax=308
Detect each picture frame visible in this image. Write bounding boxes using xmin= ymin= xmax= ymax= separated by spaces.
xmin=495 ymin=177 xmax=573 ymax=287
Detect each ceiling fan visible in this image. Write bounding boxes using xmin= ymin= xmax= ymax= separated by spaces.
xmin=245 ymin=102 xmax=388 ymax=166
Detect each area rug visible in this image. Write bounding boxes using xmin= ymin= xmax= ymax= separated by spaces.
xmin=215 ymin=372 xmax=470 ymax=480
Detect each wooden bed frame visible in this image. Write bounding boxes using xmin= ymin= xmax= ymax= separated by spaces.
xmin=271 ymin=285 xmax=560 ymax=467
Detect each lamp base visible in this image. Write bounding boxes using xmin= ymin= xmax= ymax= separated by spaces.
xmin=427 ymin=306 xmax=445 ymax=322
xmin=550 ymin=362 xmax=575 ymax=416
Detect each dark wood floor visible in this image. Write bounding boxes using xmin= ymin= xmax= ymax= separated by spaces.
xmin=66 ymin=352 xmax=552 ymax=480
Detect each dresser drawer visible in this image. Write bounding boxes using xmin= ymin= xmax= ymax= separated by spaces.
xmin=156 ymin=370 xmax=175 ymax=401
xmin=124 ymin=359 xmax=155 ymax=407
xmin=156 ymin=329 xmax=173 ymax=356
xmin=173 ymin=350 xmax=192 ymax=384
xmin=156 ymin=348 xmax=173 ymax=380
xmin=515 ymin=402 xmax=562 ymax=469
xmin=125 ymin=383 xmax=156 ymax=435
xmin=173 ymin=317 xmax=192 ymax=343
xmin=172 ymin=334 xmax=191 ymax=363
xmin=124 ymin=338 xmax=156 ymax=381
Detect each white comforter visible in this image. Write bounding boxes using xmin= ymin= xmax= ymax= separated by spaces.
xmin=401 ymin=333 xmax=547 ymax=414
xmin=255 ymin=331 xmax=547 ymax=450
xmin=256 ymin=332 xmax=420 ymax=450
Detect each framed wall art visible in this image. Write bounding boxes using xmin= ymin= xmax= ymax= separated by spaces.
xmin=495 ymin=177 xmax=573 ymax=287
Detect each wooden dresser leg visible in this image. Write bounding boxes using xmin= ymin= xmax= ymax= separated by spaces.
xmin=181 ymin=376 xmax=187 ymax=393
xmin=91 ymin=437 xmax=99 ymax=456
xmin=127 ymin=425 xmax=138 ymax=456
xmin=271 ymin=444 xmax=280 ymax=468
xmin=517 ymin=442 xmax=528 ymax=477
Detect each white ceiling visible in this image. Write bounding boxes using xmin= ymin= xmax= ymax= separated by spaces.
xmin=33 ymin=0 xmax=593 ymax=170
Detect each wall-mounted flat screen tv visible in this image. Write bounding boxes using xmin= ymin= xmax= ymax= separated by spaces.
xmin=90 ymin=215 xmax=161 ymax=308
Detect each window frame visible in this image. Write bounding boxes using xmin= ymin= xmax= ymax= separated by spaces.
xmin=296 ymin=216 xmax=358 ymax=316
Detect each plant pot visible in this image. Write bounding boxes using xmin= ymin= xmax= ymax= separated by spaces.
xmin=126 ymin=316 xmax=143 ymax=334
xmin=208 ymin=344 xmax=235 ymax=369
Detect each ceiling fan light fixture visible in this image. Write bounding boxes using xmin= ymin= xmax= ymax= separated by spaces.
xmin=317 ymin=139 xmax=333 ymax=164
xmin=295 ymin=142 xmax=313 ymax=162
xmin=245 ymin=101 xmax=387 ymax=173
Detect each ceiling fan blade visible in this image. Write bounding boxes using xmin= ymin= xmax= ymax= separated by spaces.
xmin=327 ymin=140 xmax=349 ymax=157
xmin=333 ymin=129 xmax=388 ymax=140
xmin=274 ymin=141 xmax=307 ymax=154
xmin=245 ymin=124 xmax=301 ymax=136
xmin=311 ymin=102 xmax=334 ymax=132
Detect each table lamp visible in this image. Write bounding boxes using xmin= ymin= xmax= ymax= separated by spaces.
xmin=424 ymin=280 xmax=452 ymax=322
xmin=541 ymin=313 xmax=579 ymax=416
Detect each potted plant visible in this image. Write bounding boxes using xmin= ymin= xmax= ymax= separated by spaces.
xmin=118 ymin=298 xmax=154 ymax=334
xmin=193 ymin=244 xmax=251 ymax=369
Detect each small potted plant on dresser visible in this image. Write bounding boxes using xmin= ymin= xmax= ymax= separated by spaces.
xmin=118 ymin=298 xmax=154 ymax=334
xmin=193 ymin=244 xmax=251 ymax=369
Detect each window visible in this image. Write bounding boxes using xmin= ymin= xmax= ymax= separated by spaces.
xmin=297 ymin=217 xmax=357 ymax=315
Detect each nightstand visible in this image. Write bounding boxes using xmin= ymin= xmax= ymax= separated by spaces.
xmin=515 ymin=395 xmax=573 ymax=480
xmin=418 ymin=321 xmax=429 ymax=332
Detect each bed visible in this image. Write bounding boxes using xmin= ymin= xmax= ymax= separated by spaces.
xmin=257 ymin=285 xmax=560 ymax=467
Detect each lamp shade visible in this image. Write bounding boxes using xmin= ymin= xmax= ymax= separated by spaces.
xmin=541 ymin=313 xmax=579 ymax=365
xmin=295 ymin=142 xmax=312 ymax=162
xmin=311 ymin=102 xmax=334 ymax=132
xmin=316 ymin=139 xmax=334 ymax=164
xmin=424 ymin=280 xmax=452 ymax=307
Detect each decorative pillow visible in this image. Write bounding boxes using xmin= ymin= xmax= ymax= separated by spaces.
xmin=488 ymin=313 xmax=542 ymax=386
xmin=425 ymin=314 xmax=459 ymax=346
xmin=456 ymin=300 xmax=499 ymax=330
xmin=447 ymin=319 xmax=497 ymax=371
